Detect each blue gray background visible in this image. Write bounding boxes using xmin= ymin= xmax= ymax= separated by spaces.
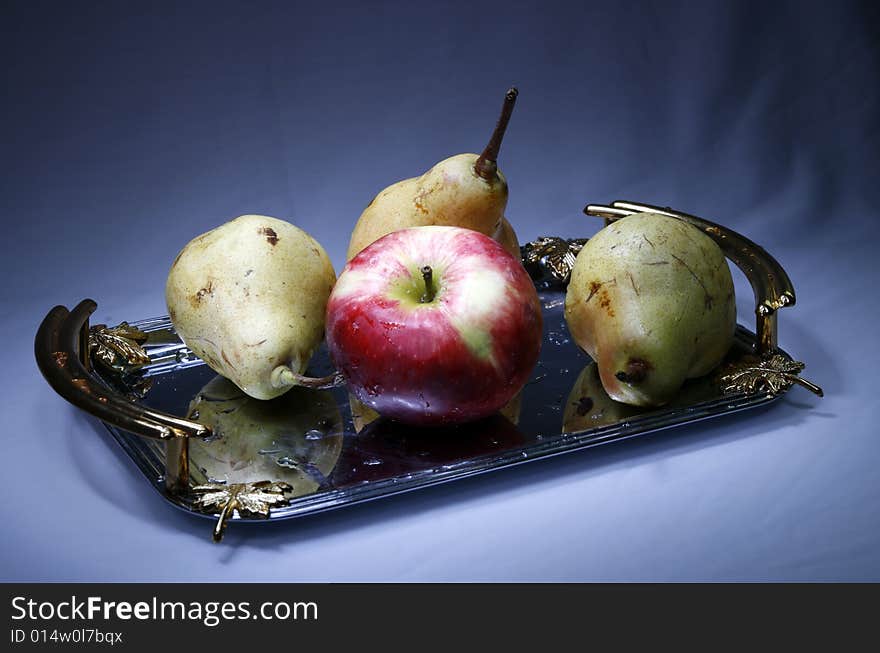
xmin=3 ymin=0 xmax=879 ymax=580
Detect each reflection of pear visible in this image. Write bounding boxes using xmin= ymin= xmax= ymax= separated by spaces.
xmin=347 ymin=89 xmax=520 ymax=260
xmin=187 ymin=376 xmax=343 ymax=498
xmin=498 ymin=390 xmax=522 ymax=425
xmin=348 ymin=393 xmax=380 ymax=434
xmin=562 ymin=362 xmax=643 ymax=433
xmin=562 ymin=360 xmax=732 ymax=434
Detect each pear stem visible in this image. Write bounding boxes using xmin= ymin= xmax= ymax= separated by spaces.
xmin=474 ymin=87 xmax=518 ymax=181
xmin=420 ymin=266 xmax=435 ymax=303
xmin=275 ymin=366 xmax=345 ymax=390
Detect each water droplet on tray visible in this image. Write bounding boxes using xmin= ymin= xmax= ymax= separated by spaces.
xmin=365 ymin=384 xmax=383 ymax=396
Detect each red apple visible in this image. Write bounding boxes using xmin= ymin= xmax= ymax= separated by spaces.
xmin=325 ymin=226 xmax=543 ymax=426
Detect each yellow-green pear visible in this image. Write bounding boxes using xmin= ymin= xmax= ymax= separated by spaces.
xmin=491 ymin=216 xmax=521 ymax=259
xmin=347 ymin=88 xmax=521 ymax=260
xmin=166 ymin=215 xmax=337 ymax=400
xmin=564 ymin=213 xmax=736 ymax=407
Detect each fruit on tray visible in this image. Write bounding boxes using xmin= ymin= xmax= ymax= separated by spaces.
xmin=326 ymin=226 xmax=543 ymax=426
xmin=347 ymin=88 xmax=522 ymax=260
xmin=564 ymin=212 xmax=736 ymax=407
xmin=165 ymin=215 xmax=336 ymax=400
xmin=186 ymin=375 xmax=343 ymax=496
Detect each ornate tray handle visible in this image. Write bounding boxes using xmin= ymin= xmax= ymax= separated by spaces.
xmin=35 ymin=300 xmax=294 ymax=541
xmin=585 ymin=200 xmax=795 ymax=355
xmin=34 ymin=299 xmax=212 ymax=443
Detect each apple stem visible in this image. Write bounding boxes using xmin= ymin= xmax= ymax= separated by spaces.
xmin=420 ymin=266 xmax=435 ymax=303
xmin=274 ymin=366 xmax=346 ymax=390
xmin=474 ymin=87 xmax=518 ymax=181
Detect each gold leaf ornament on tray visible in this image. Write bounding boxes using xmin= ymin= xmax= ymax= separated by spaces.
xmin=720 ymin=354 xmax=824 ymax=398
xmin=88 ymin=322 xmax=151 ymax=370
xmin=192 ymin=480 xmax=293 ymax=542
xmin=520 ymin=236 xmax=589 ymax=285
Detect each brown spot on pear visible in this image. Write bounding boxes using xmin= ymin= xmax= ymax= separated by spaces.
xmin=347 ymin=88 xmax=519 ymax=260
xmin=165 ymin=215 xmax=336 ymax=400
xmin=564 ymin=213 xmax=735 ymax=407
xmin=259 ymin=226 xmax=279 ymax=246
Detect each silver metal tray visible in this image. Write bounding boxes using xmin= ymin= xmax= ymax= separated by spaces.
xmin=35 ymin=201 xmax=822 ymax=541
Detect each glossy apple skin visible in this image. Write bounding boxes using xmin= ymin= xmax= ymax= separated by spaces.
xmin=326 ymin=226 xmax=543 ymax=426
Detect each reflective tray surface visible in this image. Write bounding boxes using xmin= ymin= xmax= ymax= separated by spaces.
xmin=97 ymin=286 xmax=784 ymax=523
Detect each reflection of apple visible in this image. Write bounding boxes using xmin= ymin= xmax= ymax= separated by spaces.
xmin=348 ymin=388 xmax=523 ymax=434
xmin=186 ymin=376 xmax=343 ymax=497
xmin=331 ymin=413 xmax=528 ymax=484
xmin=326 ymin=226 xmax=543 ymax=426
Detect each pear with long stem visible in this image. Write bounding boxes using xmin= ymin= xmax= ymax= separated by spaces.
xmin=347 ymin=88 xmax=522 ymax=260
